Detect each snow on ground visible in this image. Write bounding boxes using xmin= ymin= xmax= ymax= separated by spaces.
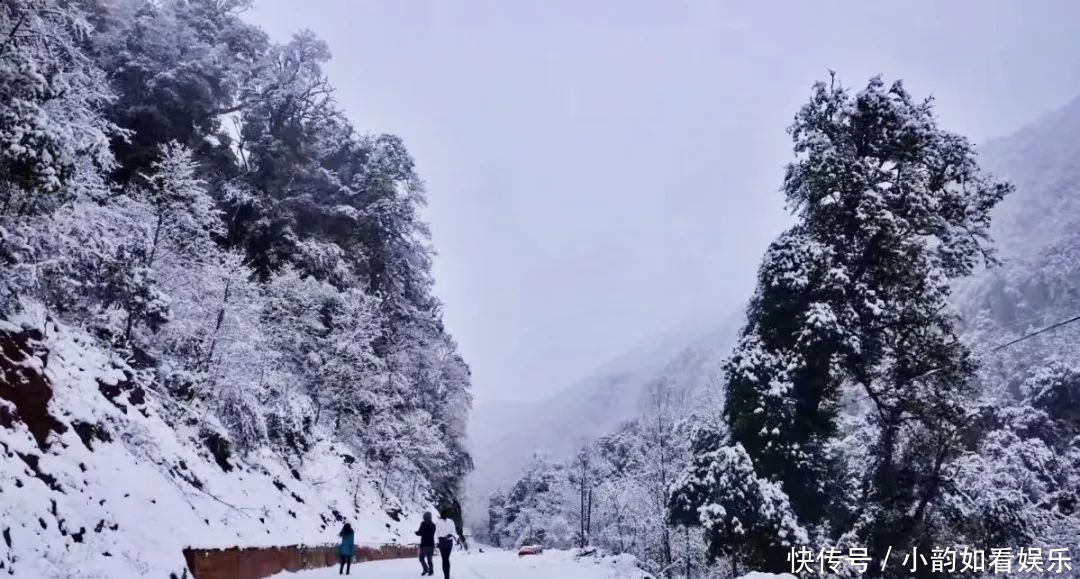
xmin=272 ymin=549 xmax=652 ymax=579
xmin=0 ymin=308 xmax=436 ymax=579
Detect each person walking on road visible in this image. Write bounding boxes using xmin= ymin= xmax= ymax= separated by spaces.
xmin=416 ymin=512 xmax=437 ymax=575
xmin=437 ymin=533 xmax=454 ymax=579
xmin=338 ymin=523 xmax=355 ymax=575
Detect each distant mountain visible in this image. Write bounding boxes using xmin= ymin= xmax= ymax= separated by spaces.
xmin=980 ymin=96 xmax=1080 ymax=256
xmin=956 ymin=95 xmax=1080 ymax=391
xmin=465 ymin=313 xmax=742 ymax=528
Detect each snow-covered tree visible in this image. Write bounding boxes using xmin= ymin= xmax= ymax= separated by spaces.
xmin=108 ymin=142 xmax=223 ymax=339
xmin=669 ymin=421 xmax=808 ymax=574
xmin=941 ymin=363 xmax=1080 ymax=571
xmin=137 ymin=141 xmax=223 ymax=267
xmin=85 ymin=0 xmax=268 ymax=181
xmin=487 ymin=490 xmax=509 ymax=547
xmin=671 ymin=75 xmax=1010 ymax=574
xmin=487 ymin=454 xmax=576 ymax=549
xmin=486 ymin=387 xmax=703 ymax=576
xmin=0 ymin=0 xmax=118 ymax=215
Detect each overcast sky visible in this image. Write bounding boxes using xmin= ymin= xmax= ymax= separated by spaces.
xmin=245 ymin=0 xmax=1080 ymax=405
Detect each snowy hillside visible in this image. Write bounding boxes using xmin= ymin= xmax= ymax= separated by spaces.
xmin=980 ymin=95 xmax=1080 ymax=255
xmin=0 ymin=308 xmax=435 ymax=578
xmin=466 ymin=315 xmax=739 ymax=526
xmin=957 ymin=96 xmax=1080 ymax=390
xmin=0 ymin=2 xmax=473 ymax=578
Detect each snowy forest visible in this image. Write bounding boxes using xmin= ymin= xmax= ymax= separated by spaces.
xmin=485 ymin=76 xmax=1080 ymax=578
xmin=0 ymin=1 xmax=471 ymax=575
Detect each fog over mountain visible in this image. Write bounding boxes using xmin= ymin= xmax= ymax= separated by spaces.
xmin=465 ymin=313 xmax=742 ymax=525
xmin=957 ymin=96 xmax=1080 ymax=390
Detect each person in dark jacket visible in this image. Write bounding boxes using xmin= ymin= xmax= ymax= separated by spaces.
xmin=416 ymin=512 xmax=436 ymax=575
xmin=338 ymin=523 xmax=355 ymax=575
xmin=437 ymin=534 xmax=454 ymax=579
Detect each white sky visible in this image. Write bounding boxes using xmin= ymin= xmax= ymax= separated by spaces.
xmin=245 ymin=0 xmax=1080 ymax=405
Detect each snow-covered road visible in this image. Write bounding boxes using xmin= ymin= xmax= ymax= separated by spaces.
xmin=272 ymin=549 xmax=650 ymax=579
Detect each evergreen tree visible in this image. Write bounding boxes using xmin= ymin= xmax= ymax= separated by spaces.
xmin=137 ymin=141 xmax=223 ymax=268
xmin=487 ymin=491 xmax=505 ymax=547
xmin=670 ymin=75 xmax=1009 ymax=574
xmin=669 ymin=420 xmax=808 ymax=574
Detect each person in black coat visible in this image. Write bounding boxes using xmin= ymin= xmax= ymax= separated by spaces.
xmin=416 ymin=512 xmax=437 ymax=576
xmin=437 ymin=534 xmax=454 ymax=579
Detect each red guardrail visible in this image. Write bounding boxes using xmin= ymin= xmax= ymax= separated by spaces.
xmin=182 ymin=542 xmax=418 ymax=579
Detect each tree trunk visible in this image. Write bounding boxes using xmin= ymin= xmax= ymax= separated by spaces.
xmin=203 ymin=277 xmax=232 ymax=372
xmin=148 ymin=212 xmax=165 ymax=268
xmin=685 ymin=527 xmax=691 ymax=579
xmin=579 ymin=475 xmax=586 ymax=548
xmin=586 ymin=488 xmax=593 ymax=544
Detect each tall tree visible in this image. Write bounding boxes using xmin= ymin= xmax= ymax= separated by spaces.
xmin=569 ymin=443 xmax=595 ymax=548
xmin=670 ymin=75 xmax=1009 ymax=575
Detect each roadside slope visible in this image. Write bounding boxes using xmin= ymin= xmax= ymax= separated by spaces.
xmin=0 ymin=307 xmax=433 ymax=579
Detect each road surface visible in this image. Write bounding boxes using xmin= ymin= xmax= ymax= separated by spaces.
xmin=272 ymin=549 xmax=649 ymax=579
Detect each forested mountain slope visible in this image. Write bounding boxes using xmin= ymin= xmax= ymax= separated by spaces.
xmin=466 ymin=316 xmax=739 ymax=521
xmin=959 ymin=96 xmax=1080 ymax=393
xmin=0 ymin=1 xmax=470 ymax=577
